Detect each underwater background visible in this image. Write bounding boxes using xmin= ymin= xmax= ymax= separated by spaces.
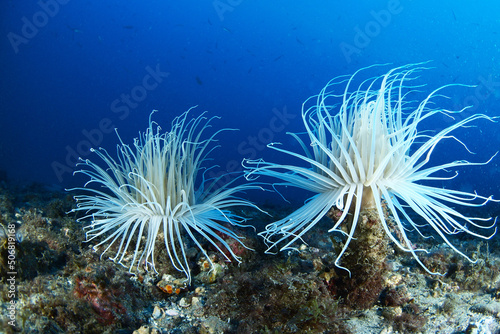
xmin=1 ymin=0 xmax=500 ymax=198
xmin=2 ymin=1 xmax=500 ymax=333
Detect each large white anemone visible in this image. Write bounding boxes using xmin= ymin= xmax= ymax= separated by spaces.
xmin=70 ymin=109 xmax=259 ymax=283
xmin=245 ymin=64 xmax=497 ymax=275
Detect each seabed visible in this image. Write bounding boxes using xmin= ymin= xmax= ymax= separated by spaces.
xmin=1 ymin=183 xmax=499 ymax=334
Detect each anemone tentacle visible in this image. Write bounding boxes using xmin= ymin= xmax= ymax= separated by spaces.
xmin=244 ymin=63 xmax=498 ymax=275
xmin=70 ymin=108 xmax=260 ymax=283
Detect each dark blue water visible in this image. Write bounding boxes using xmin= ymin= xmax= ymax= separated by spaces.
xmin=1 ymin=0 xmax=499 ymax=205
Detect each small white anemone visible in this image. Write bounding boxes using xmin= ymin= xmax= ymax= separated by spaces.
xmin=69 ymin=108 xmax=260 ymax=283
xmin=244 ymin=63 xmax=498 ymax=275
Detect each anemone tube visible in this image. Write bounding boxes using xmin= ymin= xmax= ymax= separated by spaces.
xmin=70 ymin=108 xmax=261 ymax=284
xmin=244 ymin=63 xmax=498 ymax=277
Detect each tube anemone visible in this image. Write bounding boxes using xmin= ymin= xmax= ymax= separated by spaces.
xmin=245 ymin=63 xmax=498 ymax=276
xmin=70 ymin=108 xmax=259 ymax=283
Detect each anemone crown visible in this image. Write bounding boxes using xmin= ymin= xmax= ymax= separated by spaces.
xmin=245 ymin=63 xmax=497 ymax=275
xmin=70 ymin=108 xmax=259 ymax=283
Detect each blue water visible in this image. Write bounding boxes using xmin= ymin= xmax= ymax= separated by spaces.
xmin=1 ymin=0 xmax=499 ymax=205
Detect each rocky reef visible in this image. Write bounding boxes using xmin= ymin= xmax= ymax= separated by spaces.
xmin=1 ymin=182 xmax=500 ymax=333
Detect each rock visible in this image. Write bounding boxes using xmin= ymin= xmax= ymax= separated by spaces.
xmin=152 ymin=305 xmax=162 ymax=320
xmin=179 ymin=297 xmax=191 ymax=308
xmin=133 ymin=325 xmax=151 ymax=334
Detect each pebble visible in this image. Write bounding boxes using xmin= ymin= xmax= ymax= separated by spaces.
xmin=165 ymin=309 xmax=180 ymax=317
xmin=380 ymin=326 xmax=393 ymax=334
xmin=191 ymin=296 xmax=203 ymax=308
xmin=133 ymin=325 xmax=150 ymax=334
xmin=152 ymin=305 xmax=162 ymax=319
xmin=179 ymin=297 xmax=191 ymax=308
